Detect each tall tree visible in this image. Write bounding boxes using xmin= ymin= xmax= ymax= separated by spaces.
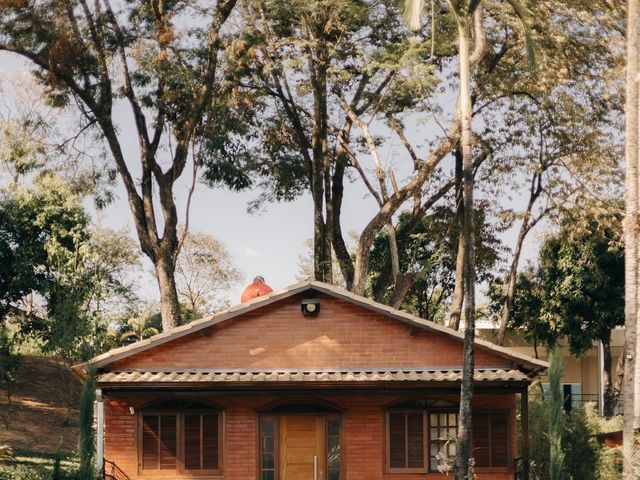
xmin=403 ymin=1 xmax=536 ymax=476
xmin=623 ymin=0 xmax=640 ymax=472
xmin=493 ymin=209 xmax=625 ymax=416
xmin=0 ymin=0 xmax=239 ymax=330
xmin=175 ymin=229 xmax=242 ymax=315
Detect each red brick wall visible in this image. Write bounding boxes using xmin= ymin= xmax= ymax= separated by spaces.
xmin=110 ymin=293 xmax=513 ymax=371
xmin=103 ymin=393 xmax=518 ymax=480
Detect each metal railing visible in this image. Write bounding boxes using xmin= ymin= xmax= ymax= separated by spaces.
xmin=102 ymin=459 xmax=130 ymax=480
xmin=542 ymin=393 xmax=599 ymax=411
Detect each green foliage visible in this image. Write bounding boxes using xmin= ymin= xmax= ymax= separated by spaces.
xmin=77 ymin=368 xmax=96 ymax=480
xmin=548 ymin=346 xmax=565 ymax=480
xmin=0 ymin=174 xmax=141 ymax=361
xmin=368 ymin=203 xmax=505 ymax=321
xmin=490 ymin=209 xmax=624 ymax=353
xmin=203 ymin=0 xmax=441 ymax=207
xmin=528 ymin=390 xmax=620 ymax=480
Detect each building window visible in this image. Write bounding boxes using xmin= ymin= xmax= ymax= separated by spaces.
xmin=139 ymin=400 xmax=222 ymax=475
xmin=429 ymin=412 xmax=458 ymax=471
xmin=385 ymin=399 xmax=510 ymax=473
xmin=260 ymin=417 xmax=277 ymax=480
xmin=327 ymin=417 xmax=341 ymax=480
xmin=472 ymin=412 xmax=509 ymax=468
xmin=387 ymin=411 xmax=426 ymax=471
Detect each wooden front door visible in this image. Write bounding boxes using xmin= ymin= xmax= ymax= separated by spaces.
xmin=278 ymin=415 xmax=325 ymax=480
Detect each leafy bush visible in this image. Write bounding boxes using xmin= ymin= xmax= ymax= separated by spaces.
xmin=528 ymin=393 xmax=605 ymax=480
xmin=0 ymin=464 xmax=50 ymax=480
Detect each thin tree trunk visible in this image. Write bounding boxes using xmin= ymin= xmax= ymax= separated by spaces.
xmin=497 ymin=172 xmax=542 ymax=345
xmin=331 ymin=153 xmax=354 ymax=289
xmin=455 ymin=12 xmax=476 ymax=480
xmin=602 ymin=331 xmax=615 ymax=417
xmin=623 ymin=0 xmax=640 ymax=474
xmin=449 ymin=148 xmax=465 ymax=330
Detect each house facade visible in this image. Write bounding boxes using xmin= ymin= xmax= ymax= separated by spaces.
xmin=74 ymin=281 xmax=547 ymax=480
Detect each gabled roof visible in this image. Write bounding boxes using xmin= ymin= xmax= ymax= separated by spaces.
xmin=73 ymin=281 xmax=548 ymax=377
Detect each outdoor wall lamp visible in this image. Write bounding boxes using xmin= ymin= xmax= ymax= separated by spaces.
xmin=301 ymin=298 xmax=320 ymax=317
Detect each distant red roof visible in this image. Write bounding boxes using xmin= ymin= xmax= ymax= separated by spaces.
xmin=240 ymin=281 xmax=273 ymax=303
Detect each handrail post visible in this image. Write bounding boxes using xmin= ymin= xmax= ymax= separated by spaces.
xmin=522 ymin=389 xmax=529 ymax=480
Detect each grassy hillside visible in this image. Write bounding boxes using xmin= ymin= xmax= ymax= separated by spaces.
xmin=0 ymin=356 xmax=81 ymax=456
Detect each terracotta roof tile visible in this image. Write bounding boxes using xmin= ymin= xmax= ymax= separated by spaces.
xmin=97 ymin=368 xmax=530 ymax=384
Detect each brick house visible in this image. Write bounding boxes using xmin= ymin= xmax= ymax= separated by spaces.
xmin=73 ymin=281 xmax=547 ymax=480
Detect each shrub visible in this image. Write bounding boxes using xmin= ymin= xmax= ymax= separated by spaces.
xmin=528 ymin=393 xmax=605 ymax=480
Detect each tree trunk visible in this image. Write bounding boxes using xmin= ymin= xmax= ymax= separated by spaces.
xmin=623 ymin=0 xmax=640 ymax=475
xmin=615 ymin=345 xmax=625 ymax=409
xmin=449 ymin=148 xmax=464 ymax=330
xmin=155 ymin=253 xmax=182 ymax=332
xmin=331 ymin=154 xmax=354 ymax=289
xmin=497 ymin=172 xmax=542 ymax=345
xmin=455 ymin=12 xmax=477 ymax=480
xmin=602 ymin=331 xmax=615 ymax=417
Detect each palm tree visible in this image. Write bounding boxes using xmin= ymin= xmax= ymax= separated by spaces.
xmin=402 ymin=2 xmax=534 ymax=478
xmin=623 ymin=0 xmax=639 ymax=476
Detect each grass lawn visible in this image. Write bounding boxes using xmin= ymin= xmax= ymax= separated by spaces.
xmin=0 ymin=450 xmax=79 ymax=480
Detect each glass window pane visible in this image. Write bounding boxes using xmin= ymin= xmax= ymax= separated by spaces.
xmin=262 ymin=420 xmax=274 ymax=436
xmin=328 ymin=419 xmax=340 ymax=436
xmin=263 ymin=436 xmax=274 ymax=453
xmin=262 ymin=471 xmax=274 ymax=480
xmin=262 ymin=453 xmax=274 ymax=469
xmin=430 ymin=414 xmax=437 ymax=424
xmin=329 ymin=471 xmax=340 ymax=480
xmin=449 ymin=413 xmax=457 ymax=425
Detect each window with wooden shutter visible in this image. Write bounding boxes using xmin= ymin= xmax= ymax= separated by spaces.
xmin=386 ymin=411 xmax=426 ymax=472
xmin=139 ymin=401 xmax=222 ymax=476
xmin=472 ymin=412 xmax=509 ymax=468
xmin=141 ymin=414 xmax=178 ymax=471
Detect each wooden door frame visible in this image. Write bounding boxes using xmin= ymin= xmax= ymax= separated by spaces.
xmin=257 ymin=412 xmax=344 ymax=480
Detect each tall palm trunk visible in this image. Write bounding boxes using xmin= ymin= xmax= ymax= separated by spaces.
xmin=623 ymin=0 xmax=640 ymax=475
xmin=455 ymin=14 xmax=477 ymax=480
xmin=449 ymin=148 xmax=465 ymax=330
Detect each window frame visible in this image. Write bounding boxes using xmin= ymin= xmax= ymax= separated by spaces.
xmin=471 ymin=410 xmax=512 ymax=473
xmin=384 ymin=402 xmax=512 ymax=474
xmin=384 ymin=409 xmax=429 ymax=474
xmin=137 ymin=404 xmax=224 ymax=478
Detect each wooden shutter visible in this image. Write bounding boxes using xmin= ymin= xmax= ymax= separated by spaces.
xmin=183 ymin=413 xmax=219 ymax=471
xmin=184 ymin=414 xmax=201 ymax=470
xmin=471 ymin=412 xmax=509 ymax=468
xmin=159 ymin=415 xmax=177 ymax=469
xmin=389 ymin=413 xmax=407 ymax=468
xmin=141 ymin=415 xmax=177 ymax=471
xmin=142 ymin=415 xmax=160 ymax=470
xmin=202 ymin=414 xmax=219 ymax=469
xmin=388 ymin=411 xmax=424 ymax=470
xmin=472 ymin=413 xmax=491 ymax=468
xmin=490 ymin=413 xmax=508 ymax=467
xmin=407 ymin=412 xmax=424 ymax=468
